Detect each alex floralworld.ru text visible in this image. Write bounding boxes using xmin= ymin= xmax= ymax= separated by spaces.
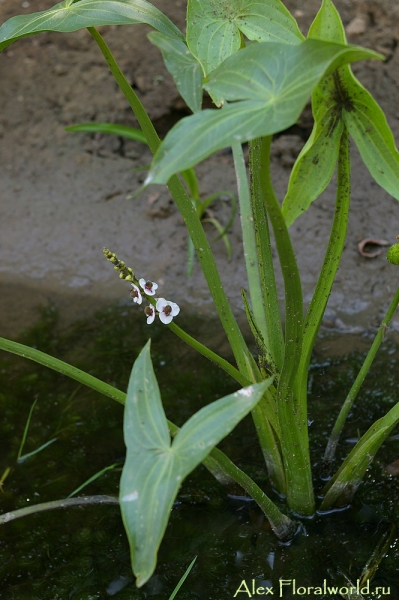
xmin=233 ymin=579 xmax=391 ymax=597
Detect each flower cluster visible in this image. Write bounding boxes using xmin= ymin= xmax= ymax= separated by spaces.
xmin=103 ymin=249 xmax=180 ymax=325
xmin=128 ymin=279 xmax=180 ymax=325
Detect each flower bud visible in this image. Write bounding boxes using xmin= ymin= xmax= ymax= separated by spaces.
xmin=387 ymin=244 xmax=399 ymax=265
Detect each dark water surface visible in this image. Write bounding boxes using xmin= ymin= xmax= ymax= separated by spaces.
xmin=0 ymin=305 xmax=398 ymax=599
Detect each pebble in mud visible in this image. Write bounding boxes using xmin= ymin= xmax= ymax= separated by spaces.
xmin=321 ymin=309 xmax=365 ymax=334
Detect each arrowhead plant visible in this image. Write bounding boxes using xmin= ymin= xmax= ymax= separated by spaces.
xmin=1 ymin=0 xmax=399 ymax=590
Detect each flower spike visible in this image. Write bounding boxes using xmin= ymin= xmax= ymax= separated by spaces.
xmin=104 ymin=249 xmax=180 ymax=323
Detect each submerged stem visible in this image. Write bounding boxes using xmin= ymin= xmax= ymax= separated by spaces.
xmin=0 ymin=496 xmax=119 ymax=524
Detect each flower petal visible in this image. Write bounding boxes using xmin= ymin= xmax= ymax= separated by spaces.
xmin=146 ymin=309 xmax=156 ymax=324
xmin=159 ymin=312 xmax=173 ymax=324
xmin=169 ymin=302 xmax=180 ymax=316
xmin=156 ymin=298 xmax=168 ymax=312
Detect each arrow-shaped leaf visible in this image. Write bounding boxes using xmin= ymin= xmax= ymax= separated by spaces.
xmin=147 ymin=32 xmax=203 ymax=113
xmin=146 ymin=39 xmax=381 ymax=185
xmin=186 ymin=0 xmax=304 ymax=77
xmin=120 ymin=340 xmax=273 ymax=587
xmin=281 ymin=0 xmax=347 ymax=226
xmin=282 ymin=0 xmax=397 ymax=226
xmin=0 ymin=0 xmax=183 ymax=52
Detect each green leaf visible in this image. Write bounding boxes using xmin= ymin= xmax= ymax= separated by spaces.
xmin=308 ymin=0 xmax=347 ymax=44
xmin=343 ymin=71 xmax=399 ymax=202
xmin=0 ymin=335 xmax=294 ymax=540
xmin=146 ymin=39 xmax=381 ymax=184
xmin=280 ymin=0 xmax=349 ymax=226
xmin=204 ymin=40 xmax=380 ymax=104
xmin=282 ymin=107 xmax=344 ymax=226
xmin=147 ymin=32 xmax=203 ymax=113
xmin=186 ymin=0 xmax=304 ymax=77
xmin=66 ymin=122 xmax=148 ymax=144
xmin=283 ymin=0 xmax=394 ymax=226
xmin=120 ymin=340 xmax=272 ymax=587
xmin=320 ymin=400 xmax=399 ymax=510
xmin=0 ymin=0 xmax=183 ymax=52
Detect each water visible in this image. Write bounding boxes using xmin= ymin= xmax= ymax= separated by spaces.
xmin=0 ymin=305 xmax=398 ymax=599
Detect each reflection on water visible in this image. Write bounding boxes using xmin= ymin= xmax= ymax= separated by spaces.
xmin=0 ymin=305 xmax=398 ymax=599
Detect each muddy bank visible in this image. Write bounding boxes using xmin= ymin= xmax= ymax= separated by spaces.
xmin=1 ymin=0 xmax=399 ymax=339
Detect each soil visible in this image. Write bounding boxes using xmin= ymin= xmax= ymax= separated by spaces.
xmin=1 ymin=0 xmax=399 ymax=340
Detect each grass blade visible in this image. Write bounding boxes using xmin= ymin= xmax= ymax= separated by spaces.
xmin=67 ymin=463 xmax=120 ymax=498
xmin=18 ymin=438 xmax=57 ymax=463
xmin=168 ymin=556 xmax=197 ymax=600
xmin=16 ymin=399 xmax=38 ymax=461
xmin=66 ymin=122 xmax=147 ymax=143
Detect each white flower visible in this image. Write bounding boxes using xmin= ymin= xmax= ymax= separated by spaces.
xmin=129 ymin=283 xmax=142 ymax=305
xmin=144 ymin=305 xmax=156 ymax=324
xmin=139 ymin=278 xmax=158 ymax=296
xmin=156 ymin=298 xmax=180 ymax=324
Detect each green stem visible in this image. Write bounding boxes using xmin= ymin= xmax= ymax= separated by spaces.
xmin=298 ymin=128 xmax=351 ymax=403
xmin=249 ymin=138 xmax=284 ymax=372
xmin=168 ymin=420 xmax=294 ymax=541
xmin=88 ymin=27 xmax=253 ymax=377
xmin=323 ymin=282 xmax=399 ymax=466
xmin=0 ymin=337 xmax=126 ymax=405
xmin=203 ymin=447 xmax=295 ymax=541
xmin=0 ymin=496 xmax=119 ymax=524
xmin=232 ymin=143 xmax=269 ymax=345
xmin=259 ymin=137 xmax=303 ymax=388
xmin=168 ymin=323 xmax=250 ymax=387
xmin=230 ymin=143 xmax=287 ymax=492
xmin=320 ymin=399 xmax=399 ymax=510
xmin=259 ymin=136 xmax=314 ymax=515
